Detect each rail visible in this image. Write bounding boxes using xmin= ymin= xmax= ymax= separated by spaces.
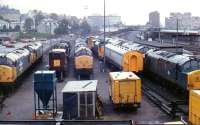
xmin=0 ymin=120 xmax=133 ymax=125
xmin=142 ymin=83 xmax=187 ymax=118
xmin=0 ymin=95 xmax=5 ymax=111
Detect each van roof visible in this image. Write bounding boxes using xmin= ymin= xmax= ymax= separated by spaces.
xmin=62 ymin=80 xmax=98 ymax=93
xmin=109 ymin=72 xmax=140 ymax=81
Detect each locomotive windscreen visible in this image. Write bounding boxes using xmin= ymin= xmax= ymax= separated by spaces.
xmin=182 ymin=60 xmax=200 ymax=72
xmin=0 ymin=56 xmax=15 ymax=66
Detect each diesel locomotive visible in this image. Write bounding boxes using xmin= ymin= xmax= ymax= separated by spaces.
xmin=74 ymin=38 xmax=93 ymax=79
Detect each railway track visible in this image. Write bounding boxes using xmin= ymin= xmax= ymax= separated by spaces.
xmin=142 ymin=77 xmax=188 ymax=118
xmin=165 ymin=41 xmax=200 ymax=55
xmin=0 ymin=95 xmax=5 ymax=111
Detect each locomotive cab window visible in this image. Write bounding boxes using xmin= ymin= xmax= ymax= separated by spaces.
xmin=0 ymin=56 xmax=8 ymax=65
xmin=182 ymin=60 xmax=199 ymax=72
xmin=190 ymin=60 xmax=199 ymax=70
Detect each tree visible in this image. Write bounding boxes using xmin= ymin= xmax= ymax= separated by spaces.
xmin=24 ymin=18 xmax=34 ymax=32
xmin=50 ymin=13 xmax=58 ymax=20
xmin=54 ymin=19 xmax=70 ymax=35
xmin=69 ymin=16 xmax=80 ymax=33
xmin=34 ymin=12 xmax=45 ymax=27
xmin=80 ymin=19 xmax=91 ymax=35
xmin=71 ymin=21 xmax=79 ymax=33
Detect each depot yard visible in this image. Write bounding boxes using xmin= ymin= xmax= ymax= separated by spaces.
xmin=0 ymin=37 xmax=170 ymax=123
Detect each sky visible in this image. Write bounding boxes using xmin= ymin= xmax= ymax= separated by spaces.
xmin=1 ymin=0 xmax=200 ymax=25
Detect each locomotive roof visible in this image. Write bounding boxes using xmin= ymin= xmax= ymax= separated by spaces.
xmin=59 ymin=42 xmax=69 ymax=45
xmin=122 ymin=43 xmax=145 ymax=50
xmin=135 ymin=40 xmax=183 ymax=48
xmin=75 ymin=38 xmax=85 ymax=43
xmin=147 ymin=50 xmax=192 ymax=65
xmin=109 ymin=72 xmax=140 ymax=81
xmin=26 ymin=42 xmax=42 ymax=50
xmin=52 ymin=48 xmax=66 ymax=53
xmin=75 ymin=46 xmax=91 ymax=53
xmin=107 ymin=38 xmax=125 ymax=45
xmin=93 ymin=38 xmax=101 ymax=45
xmin=94 ymin=41 xmax=100 ymax=45
xmin=0 ymin=46 xmax=15 ymax=54
xmin=106 ymin=43 xmax=131 ymax=55
xmin=75 ymin=41 xmax=86 ymax=48
xmin=122 ymin=42 xmax=157 ymax=53
xmin=0 ymin=42 xmax=27 ymax=54
xmin=62 ymin=80 xmax=97 ymax=92
xmin=75 ymin=42 xmax=86 ymax=46
xmin=6 ymin=48 xmax=30 ymax=62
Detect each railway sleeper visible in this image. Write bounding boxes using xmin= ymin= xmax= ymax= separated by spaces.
xmin=143 ymin=88 xmax=185 ymax=118
xmin=159 ymin=101 xmax=186 ymax=118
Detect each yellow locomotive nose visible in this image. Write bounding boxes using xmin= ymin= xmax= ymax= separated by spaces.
xmin=187 ymin=70 xmax=200 ymax=90
xmin=98 ymin=46 xmax=104 ymax=59
xmin=0 ymin=65 xmax=16 ymax=83
xmin=29 ymin=53 xmax=37 ymax=64
xmin=75 ymin=56 xmax=93 ymax=69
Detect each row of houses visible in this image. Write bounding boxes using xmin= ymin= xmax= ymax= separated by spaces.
xmin=0 ymin=7 xmax=58 ymax=34
xmin=0 ymin=6 xmax=21 ymax=30
xmin=0 ymin=17 xmax=58 ymax=34
xmin=37 ymin=18 xmax=58 ymax=34
xmin=0 ymin=19 xmax=10 ymax=30
xmin=0 ymin=19 xmax=22 ymax=30
xmin=0 ymin=6 xmax=123 ymax=35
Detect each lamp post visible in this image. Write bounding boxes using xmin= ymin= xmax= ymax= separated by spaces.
xmin=176 ymin=18 xmax=179 ymax=42
xmin=99 ymin=0 xmax=106 ymax=73
xmin=103 ymin=0 xmax=106 ymax=67
xmin=158 ymin=26 xmax=161 ymax=42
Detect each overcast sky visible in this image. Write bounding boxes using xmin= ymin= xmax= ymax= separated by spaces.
xmin=1 ymin=0 xmax=200 ymax=25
